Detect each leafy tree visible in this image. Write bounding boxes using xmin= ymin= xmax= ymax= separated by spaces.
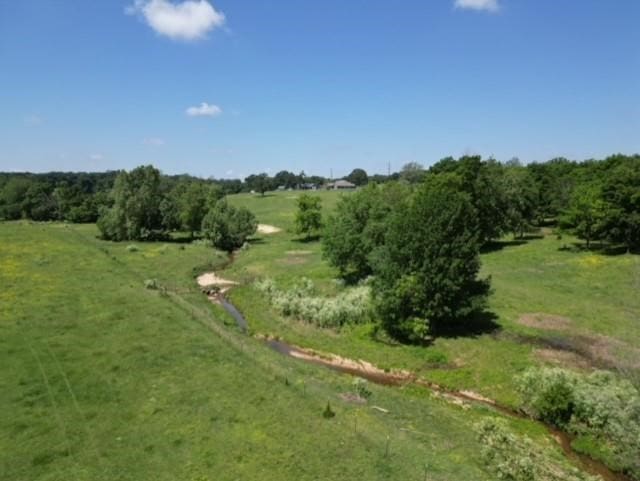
xmin=371 ymin=175 xmax=490 ymax=341
xmin=323 ymin=182 xmax=408 ymax=280
xmin=97 ymin=165 xmax=164 ymax=241
xmin=430 ymin=156 xmax=509 ymax=243
xmin=294 ymin=194 xmax=322 ymax=239
xmin=273 ymin=170 xmax=299 ymax=189
xmin=560 ymin=183 xmax=607 ymax=249
xmin=245 ymin=173 xmax=271 ymax=195
xmin=201 ymin=200 xmax=257 ymax=252
xmin=600 ymin=155 xmax=640 ymax=252
xmin=502 ymin=163 xmax=539 ymax=238
xmin=399 ymin=162 xmax=425 ymax=184
xmin=0 ymin=177 xmax=31 ymax=219
xmin=178 ymin=182 xmax=210 ymax=238
xmin=346 ymin=168 xmax=368 ymax=186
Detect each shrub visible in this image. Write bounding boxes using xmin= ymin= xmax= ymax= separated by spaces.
xmin=476 ymin=418 xmax=599 ymax=481
xmin=144 ymin=279 xmax=158 ymax=290
xmin=517 ymin=367 xmax=640 ymax=479
xmin=126 ymin=244 xmax=139 ymax=252
xmin=353 ymin=378 xmax=372 ymax=400
xmin=255 ymin=277 xmax=372 ymax=328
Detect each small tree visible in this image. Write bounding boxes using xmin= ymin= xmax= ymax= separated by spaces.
xmin=400 ymin=162 xmax=425 ymax=184
xmin=561 ymin=183 xmax=607 ymax=249
xmin=201 ymin=200 xmax=257 ymax=252
xmin=295 ymin=194 xmax=322 ymax=240
xmin=346 ymin=168 xmax=369 ymax=186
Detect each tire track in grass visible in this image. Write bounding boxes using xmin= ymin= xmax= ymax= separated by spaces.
xmin=45 ymin=343 xmax=105 ymax=470
xmin=24 ymin=338 xmax=76 ymax=471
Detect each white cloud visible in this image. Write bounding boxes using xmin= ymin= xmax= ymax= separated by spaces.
xmin=186 ymin=102 xmax=222 ymax=117
xmin=225 ymin=169 xmax=233 ymax=176
xmin=89 ymin=153 xmax=104 ymax=161
xmin=143 ymin=137 xmax=165 ymax=146
xmin=454 ymin=0 xmax=499 ymax=12
xmin=126 ymin=0 xmax=225 ymax=41
xmin=23 ymin=114 xmax=44 ymax=126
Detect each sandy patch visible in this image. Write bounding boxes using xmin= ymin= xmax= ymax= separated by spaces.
xmin=534 ymin=348 xmax=592 ymax=370
xmin=197 ymin=272 xmax=238 ymax=287
xmin=257 ymin=224 xmax=282 ymax=234
xmin=517 ymin=313 xmax=573 ymax=331
xmin=581 ymin=334 xmax=640 ymax=370
xmin=339 ymin=392 xmax=367 ymax=404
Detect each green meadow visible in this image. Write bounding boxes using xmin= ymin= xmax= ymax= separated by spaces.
xmin=1 ymin=190 xmax=637 ymax=479
xmin=226 ymin=190 xmax=640 ymax=408
xmin=1 ymin=220 xmax=546 ymax=481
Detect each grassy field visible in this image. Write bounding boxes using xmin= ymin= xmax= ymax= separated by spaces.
xmin=1 ymin=220 xmax=572 ymax=481
xmin=226 ymin=190 xmax=640 ymax=409
xmin=2 ymin=190 xmax=636 ymax=479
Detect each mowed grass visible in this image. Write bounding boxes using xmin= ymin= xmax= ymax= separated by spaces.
xmin=0 ymin=220 xmax=540 ymax=481
xmin=224 ymin=191 xmax=640 ymax=407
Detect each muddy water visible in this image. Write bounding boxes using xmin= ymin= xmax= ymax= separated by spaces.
xmin=216 ymin=295 xmax=630 ymax=481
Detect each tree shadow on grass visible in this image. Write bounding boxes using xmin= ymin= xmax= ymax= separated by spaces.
xmin=481 ymin=240 xmax=528 ymax=253
xmin=558 ymin=241 xmax=634 ymax=256
xmin=432 ymin=310 xmax=502 ymax=340
xmin=292 ymin=234 xmax=321 ymax=243
xmin=247 ymin=236 xmax=266 ymax=245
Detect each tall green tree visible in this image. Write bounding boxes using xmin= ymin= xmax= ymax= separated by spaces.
xmin=97 ymin=165 xmax=164 ymax=241
xmin=371 ymin=175 xmax=490 ymax=341
xmin=294 ymin=194 xmax=323 ymax=240
xmin=600 ymin=155 xmax=640 ymax=251
xmin=560 ymin=183 xmax=607 ymax=249
xmin=323 ymin=182 xmax=408 ymax=280
xmin=502 ymin=162 xmax=539 ymax=238
xmin=178 ymin=182 xmax=210 ymax=238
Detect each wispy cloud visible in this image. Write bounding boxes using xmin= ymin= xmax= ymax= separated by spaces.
xmin=186 ymin=102 xmax=222 ymax=117
xmin=143 ymin=137 xmax=165 ymax=146
xmin=23 ymin=114 xmax=44 ymax=126
xmin=454 ymin=0 xmax=499 ymax=12
xmin=89 ymin=153 xmax=104 ymax=161
xmin=126 ymin=0 xmax=225 ymax=41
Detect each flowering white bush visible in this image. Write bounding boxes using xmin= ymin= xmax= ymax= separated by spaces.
xmin=476 ymin=418 xmax=599 ymax=481
xmin=255 ymin=277 xmax=372 ymax=328
xmin=517 ymin=367 xmax=640 ymax=478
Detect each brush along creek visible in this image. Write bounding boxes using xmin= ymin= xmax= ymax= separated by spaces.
xmin=196 ymin=264 xmax=630 ymax=481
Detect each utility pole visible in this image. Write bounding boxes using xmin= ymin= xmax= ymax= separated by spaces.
xmin=387 ymin=161 xmax=391 ymax=177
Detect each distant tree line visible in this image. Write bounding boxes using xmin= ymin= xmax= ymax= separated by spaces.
xmin=1 ymin=154 xmax=638 ymax=252
xmin=0 ymin=167 xmax=368 ymax=220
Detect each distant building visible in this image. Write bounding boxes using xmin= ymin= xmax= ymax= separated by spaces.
xmin=326 ymin=179 xmax=356 ymax=190
xmin=300 ymin=183 xmax=318 ymax=190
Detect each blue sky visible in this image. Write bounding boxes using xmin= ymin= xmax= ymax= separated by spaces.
xmin=1 ymin=0 xmax=638 ymax=178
